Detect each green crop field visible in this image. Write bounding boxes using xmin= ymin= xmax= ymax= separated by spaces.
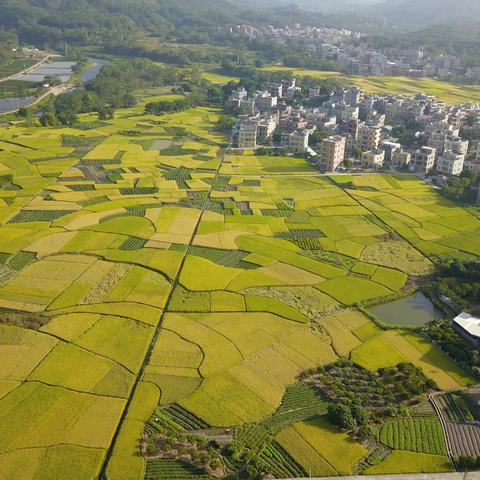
xmin=0 ymin=87 xmax=478 ymax=479
xmin=379 ymin=418 xmax=447 ymax=455
xmin=365 ymin=451 xmax=453 ymax=474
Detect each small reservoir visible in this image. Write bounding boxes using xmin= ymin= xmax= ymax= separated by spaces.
xmin=369 ymin=291 xmax=444 ymax=327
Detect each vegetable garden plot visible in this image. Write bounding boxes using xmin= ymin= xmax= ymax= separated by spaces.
xmin=379 ymin=418 xmax=447 ymax=455
xmin=7 ymin=210 xmax=76 ymax=223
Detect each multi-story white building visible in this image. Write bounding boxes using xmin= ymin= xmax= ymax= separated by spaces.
xmin=287 ymin=129 xmax=310 ymax=153
xmin=345 ymin=87 xmax=365 ymax=106
xmin=256 ymin=116 xmax=277 ymax=140
xmin=318 ymin=135 xmax=346 ymax=172
xmin=254 ymin=92 xmax=278 ymax=112
xmin=362 ymin=149 xmax=385 ymax=168
xmin=332 ymin=103 xmax=359 ymax=122
xmin=427 ymin=130 xmax=448 ymax=157
xmin=392 ymin=149 xmax=412 ymax=167
xmin=239 ymin=98 xmax=255 ymax=115
xmin=382 ymin=141 xmax=401 ymax=162
xmin=357 ymin=124 xmax=382 ymax=151
xmin=238 ymin=123 xmax=257 ymax=149
xmin=412 ymin=146 xmax=436 ymax=173
xmin=445 ymin=136 xmax=469 ymax=156
xmin=436 ymin=151 xmax=465 ymax=176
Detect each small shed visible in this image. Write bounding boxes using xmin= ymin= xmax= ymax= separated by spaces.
xmin=453 ymin=312 xmax=480 ymax=346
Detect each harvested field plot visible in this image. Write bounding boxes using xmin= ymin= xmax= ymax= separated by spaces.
xmin=444 ymin=422 xmax=480 ymax=457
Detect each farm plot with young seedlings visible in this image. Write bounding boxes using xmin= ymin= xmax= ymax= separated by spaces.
xmin=0 ymin=93 xmax=479 ymax=479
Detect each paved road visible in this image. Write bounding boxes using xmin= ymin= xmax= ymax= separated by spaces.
xmin=284 ymin=474 xmax=480 ymax=480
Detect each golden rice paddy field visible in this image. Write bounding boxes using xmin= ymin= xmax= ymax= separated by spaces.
xmin=0 ymin=94 xmax=479 ymax=479
xmin=260 ymin=65 xmax=480 ymax=105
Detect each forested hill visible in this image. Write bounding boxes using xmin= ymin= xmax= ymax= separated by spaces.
xmin=0 ymin=0 xmax=243 ymax=45
xmin=0 ymin=0 xmax=344 ymax=47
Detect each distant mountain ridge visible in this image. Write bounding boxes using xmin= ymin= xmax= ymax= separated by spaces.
xmin=365 ymin=0 xmax=480 ymax=28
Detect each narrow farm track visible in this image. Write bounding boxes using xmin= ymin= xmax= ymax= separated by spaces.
xmin=98 ymin=147 xmax=226 ymax=479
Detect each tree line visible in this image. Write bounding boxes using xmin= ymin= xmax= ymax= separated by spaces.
xmin=33 ymin=58 xmax=231 ymax=126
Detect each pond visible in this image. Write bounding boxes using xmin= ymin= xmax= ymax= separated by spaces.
xmin=369 ymin=291 xmax=444 ymax=327
xmin=0 ymin=95 xmax=35 ymax=114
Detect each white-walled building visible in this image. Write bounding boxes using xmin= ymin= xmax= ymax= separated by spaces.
xmin=412 ymin=146 xmax=436 ymax=173
xmin=287 ymin=129 xmax=310 ymax=153
xmin=357 ymin=124 xmax=382 ymax=151
xmin=255 ymin=92 xmax=278 ymax=112
xmin=392 ymin=149 xmax=412 ymax=167
xmin=362 ymin=149 xmax=385 ymax=168
xmin=445 ymin=136 xmax=469 ymax=155
xmin=238 ymin=123 xmax=257 ymax=149
xmin=436 ymin=151 xmax=465 ymax=176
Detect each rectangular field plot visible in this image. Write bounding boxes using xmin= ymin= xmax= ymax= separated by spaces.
xmin=0 ymin=382 xmax=125 ymax=451
xmin=365 ymin=451 xmax=452 ymax=474
xmin=0 ymin=445 xmax=105 ymax=480
xmin=378 ymin=418 xmax=447 ymax=455
xmin=445 ymin=422 xmax=480 ymax=457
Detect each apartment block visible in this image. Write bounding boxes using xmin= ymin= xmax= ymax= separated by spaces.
xmin=238 ymin=123 xmax=257 ymax=149
xmin=255 ymin=92 xmax=278 ymax=112
xmin=436 ymin=151 xmax=465 ymax=176
xmin=318 ymin=135 xmax=346 ymax=172
xmin=427 ymin=130 xmax=448 ymax=157
xmin=412 ymin=146 xmax=436 ymax=173
xmin=445 ymin=136 xmax=469 ymax=155
xmin=345 ymin=86 xmax=365 ymax=106
xmin=287 ymin=129 xmax=310 ymax=154
xmin=357 ymin=124 xmax=382 ymax=151
xmin=382 ymin=141 xmax=401 ymax=162
xmin=391 ymin=149 xmax=412 ymax=167
xmin=362 ymin=149 xmax=385 ymax=168
xmin=256 ymin=116 xmax=277 ymax=140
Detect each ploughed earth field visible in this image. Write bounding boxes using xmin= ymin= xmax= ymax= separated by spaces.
xmin=0 ymin=96 xmax=479 ymax=479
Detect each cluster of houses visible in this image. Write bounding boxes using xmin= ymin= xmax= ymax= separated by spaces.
xmin=232 ymin=24 xmax=475 ymax=81
xmin=231 ymin=24 xmax=361 ymax=47
xmin=229 ymin=80 xmax=480 ymax=182
xmin=228 ymin=79 xmax=311 ymax=155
